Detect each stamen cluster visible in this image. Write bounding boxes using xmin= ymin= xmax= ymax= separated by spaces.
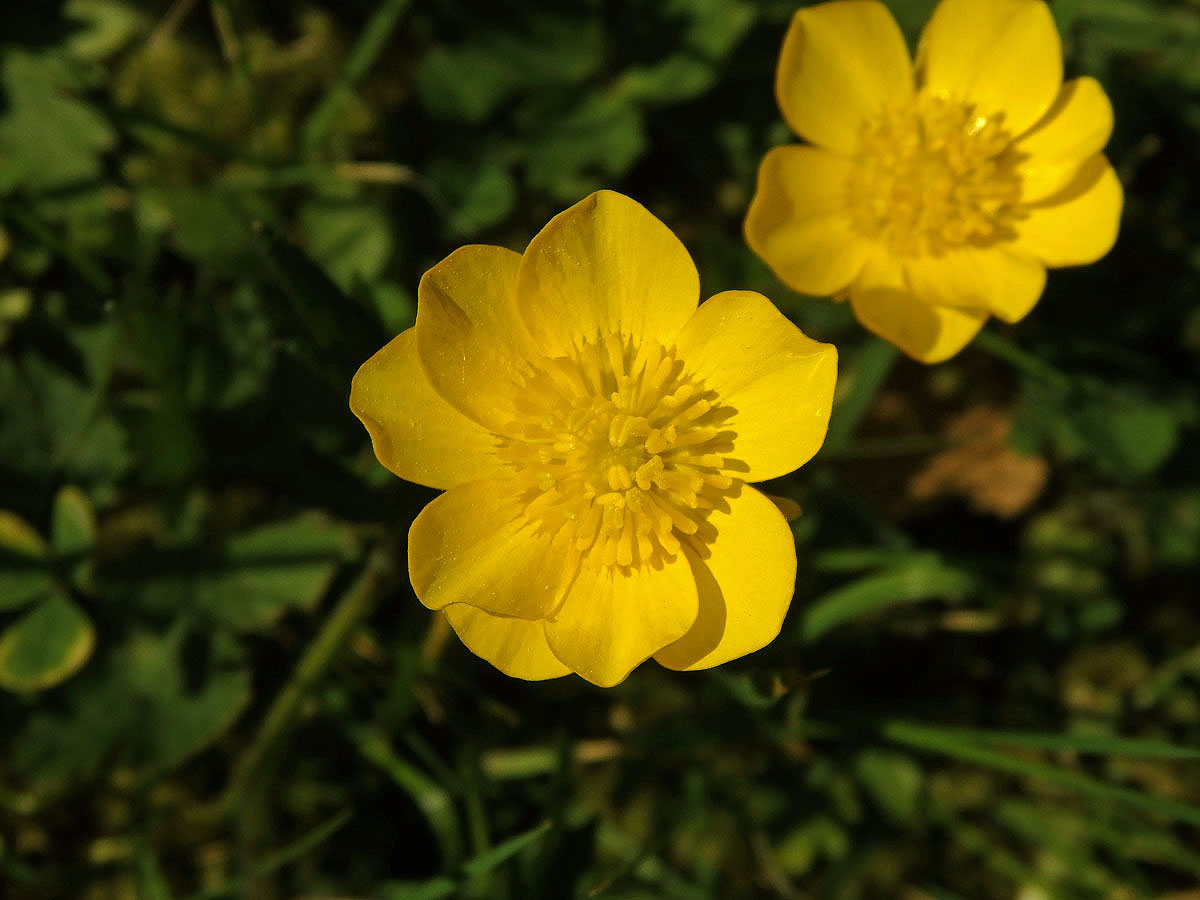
xmin=846 ymin=96 xmax=1024 ymax=257
xmin=497 ymin=335 xmax=738 ymax=571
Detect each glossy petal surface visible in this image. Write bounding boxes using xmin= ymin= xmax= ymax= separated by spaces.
xmin=1015 ymin=155 xmax=1123 ymax=267
xmin=416 ymin=244 xmax=535 ymax=432
xmin=443 ymin=605 xmax=569 ymax=680
xmin=905 ymin=247 xmax=1047 ymax=324
xmin=350 ymin=328 xmax=502 ymax=490
xmin=656 ymin=486 xmax=796 ymax=671
xmin=408 ymin=480 xmax=570 ymax=620
xmin=516 ymin=191 xmax=699 ymax=357
xmin=1016 ymin=77 xmax=1115 ymax=202
xmin=744 ymin=145 xmax=875 ymax=296
xmin=776 ymin=0 xmax=913 ymax=154
xmin=851 ymin=259 xmax=987 ymax=364
xmin=917 ymin=0 xmax=1062 ymax=136
xmin=546 ymin=554 xmax=698 ymax=687
xmin=675 ymin=291 xmax=837 ymax=481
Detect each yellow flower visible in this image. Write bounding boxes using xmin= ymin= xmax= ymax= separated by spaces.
xmin=746 ymin=0 xmax=1123 ymax=363
xmin=351 ymin=191 xmax=836 ymax=686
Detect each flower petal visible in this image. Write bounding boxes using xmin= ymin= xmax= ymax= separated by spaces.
xmin=744 ymin=145 xmax=876 ymax=297
xmin=1016 ymin=77 xmax=1115 ymax=202
xmin=350 ymin=328 xmax=503 ymax=490
xmin=674 ymin=291 xmax=837 ymax=482
xmin=850 ymin=257 xmax=988 ymax=363
xmin=904 ymin=246 xmax=1047 ymax=324
xmin=416 ymin=244 xmax=538 ymax=432
xmin=1014 ymin=154 xmax=1123 ymax=268
xmin=545 ymin=554 xmax=698 ymax=687
xmin=776 ymin=0 xmax=914 ymax=154
xmin=443 ymin=605 xmax=570 ymax=681
xmin=655 ymin=486 xmax=796 ymax=671
xmin=516 ymin=191 xmax=699 ymax=357
xmin=917 ymin=0 xmax=1062 ymax=136
xmin=408 ymin=480 xmax=571 ymax=620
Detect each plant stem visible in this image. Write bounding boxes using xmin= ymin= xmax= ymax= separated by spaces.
xmin=221 ymin=554 xmax=385 ymax=814
xmin=974 ymin=329 xmax=1071 ymax=390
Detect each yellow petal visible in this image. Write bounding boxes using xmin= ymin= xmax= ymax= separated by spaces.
xmin=443 ymin=605 xmax=569 ymax=681
xmin=674 ymin=290 xmax=837 ymax=482
xmin=1016 ymin=77 xmax=1115 ymax=202
xmin=917 ymin=0 xmax=1062 ymax=136
xmin=545 ymin=554 xmax=698 ymax=687
xmin=415 ymin=244 xmax=537 ymax=432
xmin=904 ymin=247 xmax=1047 ymax=324
xmin=744 ymin=145 xmax=876 ymax=296
xmin=776 ymin=0 xmax=913 ymax=154
xmin=408 ymin=481 xmax=570 ymax=620
xmin=655 ymin=486 xmax=796 ymax=671
xmin=1015 ymin=154 xmax=1123 ymax=268
xmin=350 ymin=328 xmax=503 ymax=490
xmin=850 ymin=257 xmax=988 ymax=363
xmin=516 ymin=191 xmax=699 ymax=357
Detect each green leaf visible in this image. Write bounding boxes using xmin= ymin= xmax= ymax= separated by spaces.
xmin=300 ymin=198 xmax=393 ymax=291
xmin=368 ymin=281 xmax=416 ymax=335
xmin=256 ymin=224 xmax=385 ymax=382
xmin=165 ymin=188 xmax=258 ymax=268
xmin=1051 ymin=0 xmax=1082 ymax=31
xmin=853 ymin=749 xmax=923 ymax=824
xmin=800 ymin=559 xmax=977 ymax=642
xmin=1014 ymin=376 xmax=1181 ymax=480
xmin=0 ymin=51 xmax=115 ymax=193
xmin=415 ymin=17 xmax=604 ymax=123
xmin=617 ymin=0 xmax=756 ymax=104
xmin=523 ymin=92 xmax=647 ymax=201
xmin=428 ymin=159 xmax=518 ymax=237
xmin=195 ymin=516 xmax=350 ymax=632
xmin=134 ymin=842 xmax=176 ymax=900
xmin=65 ymin=0 xmax=146 ymax=62
xmin=51 ymin=486 xmax=96 ymax=589
xmin=0 ymin=511 xmax=54 ymax=612
xmin=11 ymin=628 xmax=250 ymax=784
xmin=0 ymin=593 xmax=95 ymax=692
xmin=118 ymin=628 xmax=253 ymax=772
xmin=0 ymin=329 xmax=128 ymax=482
xmin=773 ymin=816 xmax=850 ymax=878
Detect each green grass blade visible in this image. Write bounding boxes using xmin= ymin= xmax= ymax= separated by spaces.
xmin=350 ymin=724 xmax=464 ymax=868
xmin=302 ymin=0 xmax=413 ymax=155
xmin=913 ymin=724 xmax=1200 ymax=761
xmin=884 ymin=720 xmax=1200 ymax=828
xmin=460 ymin=821 xmax=552 ymax=880
xmin=252 ymin=809 xmax=354 ymax=880
xmin=800 ymin=562 xmax=976 ymax=642
xmin=822 ymin=337 xmax=898 ymax=452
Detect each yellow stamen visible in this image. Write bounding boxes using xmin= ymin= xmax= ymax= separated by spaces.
xmin=498 ymin=336 xmax=742 ymax=571
xmin=846 ymin=95 xmax=1023 ymax=258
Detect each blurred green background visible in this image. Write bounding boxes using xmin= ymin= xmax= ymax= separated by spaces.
xmin=2 ymin=0 xmax=1200 ymax=897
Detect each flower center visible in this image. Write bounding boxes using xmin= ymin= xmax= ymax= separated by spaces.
xmin=846 ymin=95 xmax=1023 ymax=257
xmin=497 ymin=334 xmax=739 ymax=571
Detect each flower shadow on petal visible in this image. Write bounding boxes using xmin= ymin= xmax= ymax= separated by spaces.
xmin=658 ymin=547 xmax=729 ymax=667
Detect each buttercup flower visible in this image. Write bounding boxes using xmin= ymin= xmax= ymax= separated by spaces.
xmin=746 ymin=0 xmax=1122 ymax=362
xmin=351 ymin=191 xmax=836 ymax=686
